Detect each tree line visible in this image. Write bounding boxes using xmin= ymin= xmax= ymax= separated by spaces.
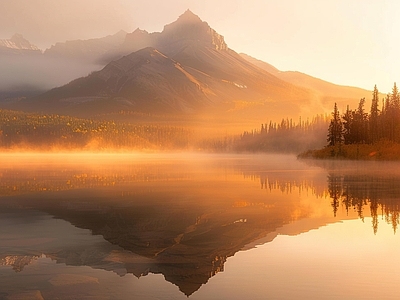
xmin=234 ymin=115 xmax=329 ymax=153
xmin=0 ymin=109 xmax=191 ymax=150
xmin=328 ymin=83 xmax=400 ymax=146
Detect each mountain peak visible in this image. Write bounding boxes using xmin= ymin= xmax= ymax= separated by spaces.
xmin=11 ymin=33 xmax=25 ymax=41
xmin=163 ymin=10 xmax=205 ymax=33
xmin=0 ymin=34 xmax=40 ymax=51
xmin=177 ymin=9 xmax=203 ymax=24
xmin=161 ymin=10 xmax=228 ymax=51
xmin=10 ymin=34 xmax=39 ymax=49
xmin=131 ymin=28 xmax=149 ymax=36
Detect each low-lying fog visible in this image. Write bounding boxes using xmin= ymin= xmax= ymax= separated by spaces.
xmin=0 ymin=55 xmax=101 ymax=96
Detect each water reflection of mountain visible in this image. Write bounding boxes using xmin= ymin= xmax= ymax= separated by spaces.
xmin=1 ymin=184 xmax=306 ymax=296
xmin=0 ymin=164 xmax=190 ymax=197
xmin=2 ymin=155 xmax=400 ymax=296
xmin=0 ymin=255 xmax=40 ymax=272
xmin=0 ymin=155 xmax=315 ymax=296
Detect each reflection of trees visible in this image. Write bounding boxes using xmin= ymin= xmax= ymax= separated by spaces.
xmin=328 ymin=173 xmax=342 ymax=217
xmin=327 ymin=173 xmax=400 ymax=234
xmin=241 ymin=164 xmax=400 ymax=234
xmin=0 ymin=160 xmax=306 ymax=296
xmin=0 ymin=165 xmax=190 ymax=197
xmin=260 ymin=176 xmax=328 ymax=198
xmin=5 ymin=157 xmax=400 ymax=295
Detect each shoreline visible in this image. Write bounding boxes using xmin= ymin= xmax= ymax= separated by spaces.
xmin=298 ymin=141 xmax=400 ymax=161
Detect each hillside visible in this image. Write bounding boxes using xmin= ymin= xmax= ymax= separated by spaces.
xmin=240 ymin=53 xmax=372 ymax=112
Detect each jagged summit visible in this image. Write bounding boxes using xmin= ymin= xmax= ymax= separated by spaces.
xmin=161 ymin=9 xmax=228 ymax=51
xmin=131 ymin=28 xmax=149 ymax=35
xmin=0 ymin=34 xmax=40 ymax=51
xmin=176 ymin=9 xmax=203 ymax=24
xmin=121 ymin=10 xmax=228 ymax=57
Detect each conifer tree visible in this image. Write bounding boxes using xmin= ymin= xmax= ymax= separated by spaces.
xmin=369 ymin=85 xmax=380 ymax=143
xmin=327 ymin=103 xmax=343 ymax=146
xmin=392 ymin=82 xmax=399 ymax=111
xmin=383 ymin=93 xmax=392 ymax=140
xmin=353 ymin=98 xmax=368 ymax=143
xmin=392 ymin=83 xmax=400 ymax=142
xmin=342 ymin=105 xmax=353 ymax=144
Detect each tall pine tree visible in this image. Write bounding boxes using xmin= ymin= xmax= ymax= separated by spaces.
xmin=392 ymin=83 xmax=400 ymax=142
xmin=327 ymin=103 xmax=343 ymax=146
xmin=369 ymin=85 xmax=380 ymax=143
xmin=342 ymin=105 xmax=353 ymax=144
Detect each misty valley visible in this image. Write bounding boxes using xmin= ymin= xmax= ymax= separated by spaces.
xmin=1 ymin=10 xmax=399 ymax=159
xmin=3 ymin=7 xmax=400 ymax=300
xmin=1 ymin=153 xmax=400 ymax=299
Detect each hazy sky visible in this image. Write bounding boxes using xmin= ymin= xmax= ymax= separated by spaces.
xmin=1 ymin=0 xmax=399 ymax=92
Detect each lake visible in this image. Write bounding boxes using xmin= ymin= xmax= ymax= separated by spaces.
xmin=0 ymin=153 xmax=400 ymax=300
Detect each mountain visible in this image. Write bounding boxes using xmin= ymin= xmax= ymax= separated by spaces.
xmin=0 ymin=34 xmax=45 ymax=101
xmin=113 ymin=28 xmax=158 ymax=61
xmin=44 ymin=30 xmax=127 ymax=64
xmin=0 ymin=34 xmax=41 ymax=55
xmin=4 ymin=10 xmax=374 ymax=125
xmin=115 ymin=10 xmax=228 ymax=60
xmin=18 ymin=10 xmax=315 ymax=122
xmin=240 ymin=53 xmax=371 ymax=111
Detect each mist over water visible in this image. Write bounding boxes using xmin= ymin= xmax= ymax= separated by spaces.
xmin=0 ymin=153 xmax=399 ymax=299
xmin=2 ymin=2 xmax=400 ymax=299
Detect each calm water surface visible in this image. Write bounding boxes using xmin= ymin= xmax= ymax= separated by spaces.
xmin=0 ymin=153 xmax=400 ymax=299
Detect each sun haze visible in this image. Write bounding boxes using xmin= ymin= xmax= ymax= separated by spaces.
xmin=1 ymin=0 xmax=399 ymax=91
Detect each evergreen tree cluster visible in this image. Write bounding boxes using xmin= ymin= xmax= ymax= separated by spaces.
xmin=0 ymin=110 xmax=191 ymax=150
xmin=235 ymin=115 xmax=329 ymax=153
xmin=328 ymin=83 xmax=400 ymax=146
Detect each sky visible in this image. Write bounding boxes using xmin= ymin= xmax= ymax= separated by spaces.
xmin=1 ymin=0 xmax=400 ymax=92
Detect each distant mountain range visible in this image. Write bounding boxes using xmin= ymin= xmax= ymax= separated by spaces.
xmin=44 ymin=30 xmax=127 ymax=64
xmin=0 ymin=10 xmax=372 ymax=123
xmin=0 ymin=34 xmax=41 ymax=55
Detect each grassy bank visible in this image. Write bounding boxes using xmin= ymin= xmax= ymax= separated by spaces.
xmin=298 ymin=141 xmax=400 ymax=160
